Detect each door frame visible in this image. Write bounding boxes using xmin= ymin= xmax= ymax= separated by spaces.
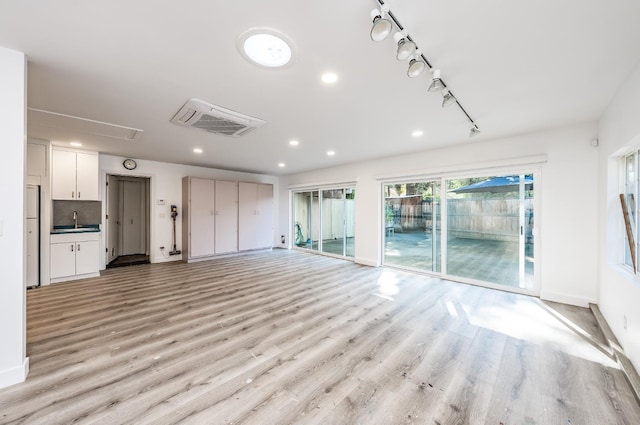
xmin=380 ymin=166 xmax=541 ymax=297
xmin=105 ymin=173 xmax=151 ymax=265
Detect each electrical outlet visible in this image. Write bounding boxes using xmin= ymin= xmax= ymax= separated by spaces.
xmin=624 ymin=315 xmax=628 ymax=330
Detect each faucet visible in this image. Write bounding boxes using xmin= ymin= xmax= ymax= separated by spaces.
xmin=73 ymin=211 xmax=78 ymax=229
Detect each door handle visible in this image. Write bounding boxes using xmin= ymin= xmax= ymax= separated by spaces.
xmin=71 ymin=244 xmax=74 ymax=252
xmin=77 ymin=244 xmax=81 ymax=251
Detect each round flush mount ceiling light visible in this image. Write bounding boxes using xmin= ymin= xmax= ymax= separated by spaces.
xmin=237 ymin=28 xmax=295 ymax=69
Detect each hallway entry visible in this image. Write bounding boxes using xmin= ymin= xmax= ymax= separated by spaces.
xmin=106 ymin=174 xmax=151 ymax=267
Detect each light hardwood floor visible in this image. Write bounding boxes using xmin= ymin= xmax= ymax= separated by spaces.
xmin=1 ymin=250 xmax=639 ymax=424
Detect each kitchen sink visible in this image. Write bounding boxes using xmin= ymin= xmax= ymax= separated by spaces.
xmin=51 ymin=226 xmax=100 ymax=234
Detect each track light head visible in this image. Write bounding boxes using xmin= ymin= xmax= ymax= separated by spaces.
xmin=442 ymin=90 xmax=456 ymax=107
xmin=407 ymin=57 xmax=426 ymax=78
xmin=393 ymin=32 xmax=416 ymax=61
xmin=469 ymin=124 xmax=481 ymax=137
xmin=370 ymin=8 xmax=393 ymax=42
xmin=428 ymin=69 xmax=445 ymax=92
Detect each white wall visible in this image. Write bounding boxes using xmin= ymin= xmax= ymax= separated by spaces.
xmin=597 ymin=60 xmax=640 ymax=372
xmin=99 ymin=155 xmax=279 ymax=268
xmin=0 ymin=46 xmax=29 ymax=388
xmin=279 ymin=123 xmax=600 ymax=307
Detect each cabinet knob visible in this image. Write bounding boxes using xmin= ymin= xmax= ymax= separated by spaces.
xmin=78 ymin=192 xmax=81 ymax=199
xmin=72 ymin=191 xmax=75 ymax=198
xmin=77 ymin=244 xmax=81 ymax=251
xmin=71 ymin=244 xmax=74 ymax=252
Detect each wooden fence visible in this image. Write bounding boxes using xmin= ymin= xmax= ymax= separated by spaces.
xmin=386 ymin=197 xmax=533 ymax=242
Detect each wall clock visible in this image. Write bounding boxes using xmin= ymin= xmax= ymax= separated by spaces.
xmin=123 ymin=158 xmax=137 ymax=170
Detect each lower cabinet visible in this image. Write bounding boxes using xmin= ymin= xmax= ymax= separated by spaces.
xmin=50 ymin=232 xmax=100 ymax=282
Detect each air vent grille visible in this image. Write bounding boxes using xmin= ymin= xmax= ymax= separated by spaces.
xmin=191 ymin=114 xmax=250 ymax=136
xmin=170 ymin=99 xmax=265 ymax=137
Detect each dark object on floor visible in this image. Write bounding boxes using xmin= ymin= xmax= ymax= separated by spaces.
xmin=107 ymin=254 xmax=150 ymax=268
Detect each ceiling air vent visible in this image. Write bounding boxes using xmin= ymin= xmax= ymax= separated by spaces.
xmin=170 ymin=98 xmax=266 ymax=137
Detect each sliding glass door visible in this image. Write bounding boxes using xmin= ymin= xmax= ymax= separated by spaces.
xmin=383 ymin=173 xmax=535 ymax=292
xmin=293 ymin=191 xmax=319 ymax=250
xmin=293 ymin=187 xmax=355 ymax=258
xmin=446 ymin=174 xmax=534 ymax=290
xmin=383 ymin=181 xmax=441 ymax=272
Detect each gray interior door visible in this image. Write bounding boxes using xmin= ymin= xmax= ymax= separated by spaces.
xmin=120 ymin=180 xmax=145 ymax=255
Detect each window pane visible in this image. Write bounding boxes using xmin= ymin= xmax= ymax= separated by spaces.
xmin=383 ymin=181 xmax=441 ymax=272
xmin=446 ymin=174 xmax=534 ymax=289
xmin=624 ymin=154 xmax=637 ymax=268
xmin=293 ymin=191 xmax=319 ymax=251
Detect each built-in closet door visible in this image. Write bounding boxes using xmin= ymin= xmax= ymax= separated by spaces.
xmin=190 ymin=178 xmax=215 ymax=258
xmin=256 ymin=183 xmax=273 ymax=248
xmin=239 ymin=182 xmax=273 ymax=251
xmin=214 ymin=180 xmax=238 ymax=254
xmin=238 ymin=182 xmax=257 ymax=251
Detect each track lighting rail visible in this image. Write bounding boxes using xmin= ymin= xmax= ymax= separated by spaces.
xmin=374 ymin=0 xmax=478 ymax=135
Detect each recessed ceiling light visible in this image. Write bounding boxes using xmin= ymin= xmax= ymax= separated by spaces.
xmin=411 ymin=130 xmax=424 ymax=137
xmin=69 ymin=141 xmax=82 ymax=147
xmin=327 ymin=150 xmax=336 ymax=156
xmin=193 ymin=148 xmax=203 ymax=154
xmin=321 ymin=73 xmax=338 ymax=84
xmin=237 ymin=28 xmax=295 ymax=69
xmin=289 ymin=140 xmax=299 ymax=146
xmin=278 ymin=163 xmax=286 ymax=168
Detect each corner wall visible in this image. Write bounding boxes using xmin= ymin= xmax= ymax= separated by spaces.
xmin=0 ymin=46 xmax=29 ymax=388
xmin=99 ymin=155 xmax=279 ymax=268
xmin=597 ymin=60 xmax=640 ymax=372
xmin=279 ymin=123 xmax=600 ymax=307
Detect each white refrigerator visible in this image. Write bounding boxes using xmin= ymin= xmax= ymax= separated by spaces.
xmin=26 ymin=185 xmax=39 ymax=288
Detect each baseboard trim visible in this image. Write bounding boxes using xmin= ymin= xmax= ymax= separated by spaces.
xmin=540 ymin=290 xmax=595 ymax=308
xmin=0 ymin=357 xmax=29 ymax=390
xmin=355 ymin=258 xmax=378 ymax=267
xmin=590 ymin=304 xmax=640 ymax=403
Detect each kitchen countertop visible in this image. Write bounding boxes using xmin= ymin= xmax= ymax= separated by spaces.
xmin=51 ymin=224 xmax=101 ymax=234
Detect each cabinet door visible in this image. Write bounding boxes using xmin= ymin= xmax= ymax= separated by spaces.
xmin=238 ymin=182 xmax=257 ymax=251
xmin=256 ymin=184 xmax=273 ymax=249
xmin=52 ymin=150 xmax=77 ymax=200
xmin=189 ymin=178 xmax=215 ymax=257
xmin=76 ymin=152 xmax=99 ymax=200
xmin=75 ymin=240 xmax=99 ymax=275
xmin=50 ymin=242 xmax=76 ymax=278
xmin=215 ymin=180 xmax=238 ymax=254
xmin=27 ymin=143 xmax=47 ymax=177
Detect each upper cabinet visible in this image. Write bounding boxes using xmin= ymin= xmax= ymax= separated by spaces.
xmin=27 ymin=143 xmax=47 ymax=177
xmin=52 ymin=149 xmax=99 ymax=200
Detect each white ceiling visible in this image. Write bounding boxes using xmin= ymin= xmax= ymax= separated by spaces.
xmin=1 ymin=0 xmax=639 ymax=175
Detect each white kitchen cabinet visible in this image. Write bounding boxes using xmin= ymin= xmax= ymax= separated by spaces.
xmin=238 ymin=182 xmax=273 ymax=251
xmin=50 ymin=232 xmax=100 ymax=282
xmin=52 ymin=149 xmax=99 ymax=200
xmin=215 ymin=180 xmax=238 ymax=254
xmin=50 ymin=241 xmax=76 ymax=279
xmin=27 ymin=143 xmax=47 ymax=177
xmin=76 ymin=152 xmax=99 ymax=200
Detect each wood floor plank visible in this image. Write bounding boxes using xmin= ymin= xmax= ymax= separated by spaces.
xmin=1 ymin=250 xmax=639 ymax=424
